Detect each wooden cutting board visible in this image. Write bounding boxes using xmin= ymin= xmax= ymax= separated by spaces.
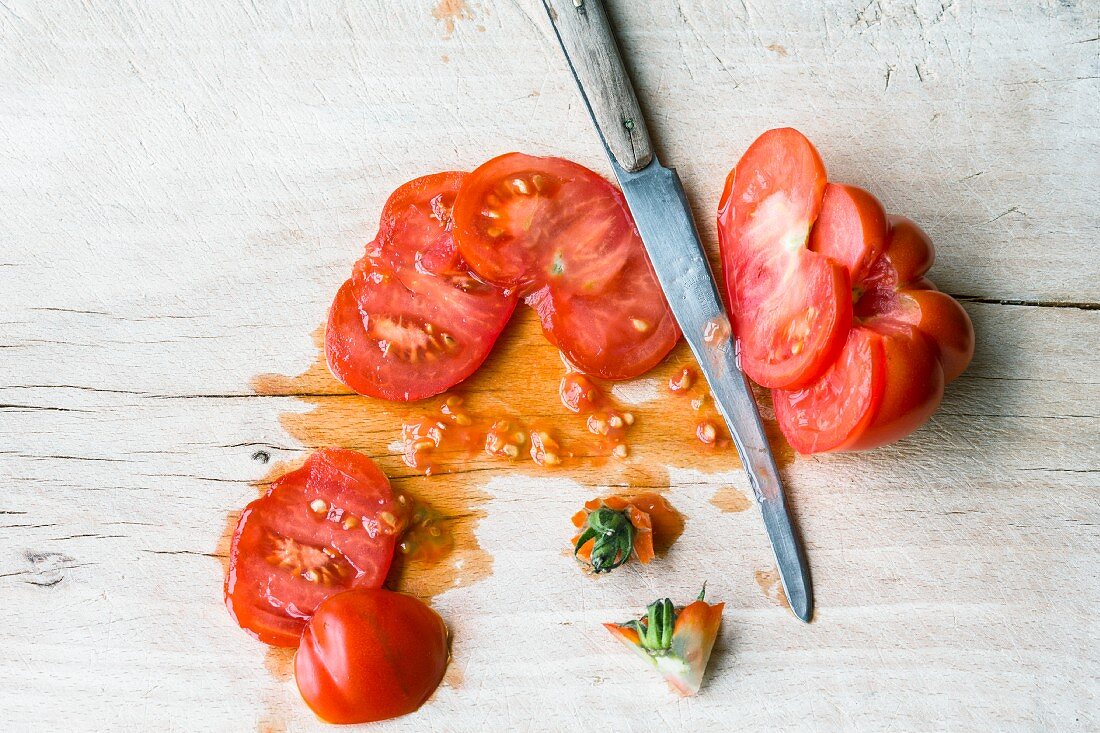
xmin=1 ymin=1 xmax=1096 ymax=730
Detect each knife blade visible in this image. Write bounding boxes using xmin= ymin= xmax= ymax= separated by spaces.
xmin=542 ymin=0 xmax=813 ymax=621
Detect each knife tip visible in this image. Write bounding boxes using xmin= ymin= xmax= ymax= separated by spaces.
xmin=790 ymin=591 xmax=814 ymax=623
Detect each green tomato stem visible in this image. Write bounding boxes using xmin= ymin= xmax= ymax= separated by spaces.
xmin=573 ymin=506 xmax=634 ymax=574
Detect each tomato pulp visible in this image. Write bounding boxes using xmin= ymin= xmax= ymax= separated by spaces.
xmin=326 ymin=172 xmax=517 ymax=401
xmin=225 ymin=449 xmax=399 ymax=646
xmin=453 ymin=153 xmax=679 ymax=379
xmin=719 ymin=130 xmax=974 ymax=453
xmin=295 ymin=589 xmax=449 ymax=724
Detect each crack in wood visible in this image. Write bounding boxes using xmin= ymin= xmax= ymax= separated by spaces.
xmin=951 ymin=295 xmax=1100 ymax=311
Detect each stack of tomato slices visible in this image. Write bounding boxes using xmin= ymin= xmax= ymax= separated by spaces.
xmin=718 ymin=128 xmax=975 ymax=453
xmin=326 ymin=156 xmax=679 ymax=401
xmin=326 ymin=172 xmax=518 ymax=402
xmin=225 ymin=448 xmax=450 ymax=724
xmin=452 ymin=153 xmax=679 ymax=380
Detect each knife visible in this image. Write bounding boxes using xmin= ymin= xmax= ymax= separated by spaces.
xmin=541 ymin=0 xmax=813 ymax=622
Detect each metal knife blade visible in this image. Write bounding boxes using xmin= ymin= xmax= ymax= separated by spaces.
xmin=541 ymin=0 xmax=812 ymax=621
xmin=613 ymin=159 xmax=813 ymax=622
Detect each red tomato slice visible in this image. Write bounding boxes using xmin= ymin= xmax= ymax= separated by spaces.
xmin=225 ymin=449 xmax=398 ymax=647
xmin=295 ymin=589 xmax=449 ymax=724
xmin=452 ymin=153 xmax=636 ymax=296
xmin=526 ymin=253 xmax=679 ymax=380
xmin=325 ymin=172 xmax=517 ymax=402
xmin=718 ymin=128 xmax=851 ymax=389
xmin=772 ymin=326 xmax=886 ymax=454
xmin=453 ymin=153 xmax=679 ymax=379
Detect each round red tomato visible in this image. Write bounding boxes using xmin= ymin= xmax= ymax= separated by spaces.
xmin=225 ymin=449 xmax=398 ymax=647
xmin=453 ymin=153 xmax=679 ymax=380
xmin=326 ymin=172 xmax=517 ymax=401
xmin=718 ymin=128 xmax=851 ymax=390
xmin=295 ymin=589 xmax=449 ymax=724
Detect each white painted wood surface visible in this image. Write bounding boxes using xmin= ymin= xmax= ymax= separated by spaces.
xmin=1 ymin=1 xmax=1097 ymax=730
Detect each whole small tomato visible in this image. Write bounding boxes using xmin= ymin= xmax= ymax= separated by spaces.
xmin=295 ymin=589 xmax=449 ymax=724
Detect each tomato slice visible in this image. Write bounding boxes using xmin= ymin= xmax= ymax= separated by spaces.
xmin=295 ymin=589 xmax=449 ymax=724
xmin=452 ymin=153 xmax=636 ymax=296
xmin=718 ymin=128 xmax=851 ymax=389
xmin=527 ymin=253 xmax=679 ymax=380
xmin=225 ymin=449 xmax=398 ymax=647
xmin=772 ymin=327 xmax=886 ymax=454
xmin=325 ymin=172 xmax=516 ymax=401
xmin=453 ymin=153 xmax=678 ymax=379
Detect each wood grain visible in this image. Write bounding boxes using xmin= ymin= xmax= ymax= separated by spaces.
xmin=0 ymin=1 xmax=1097 ymax=731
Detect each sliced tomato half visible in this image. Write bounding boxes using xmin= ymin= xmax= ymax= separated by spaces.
xmin=325 ymin=172 xmax=517 ymax=402
xmin=718 ymin=128 xmax=851 ymax=389
xmin=808 ymin=183 xmax=888 ymax=284
xmin=773 ymin=205 xmax=968 ymax=454
xmin=225 ymin=448 xmax=398 ymax=647
xmin=453 ymin=153 xmax=678 ymax=379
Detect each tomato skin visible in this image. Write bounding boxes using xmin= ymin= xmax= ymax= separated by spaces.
xmin=454 ymin=153 xmax=679 ymax=380
xmin=326 ymin=172 xmax=517 ymax=402
xmin=718 ymin=128 xmax=852 ymax=389
xmin=897 ymin=289 xmax=975 ymax=383
xmin=295 ymin=589 xmax=449 ymax=725
xmin=225 ymin=449 xmax=398 ymax=647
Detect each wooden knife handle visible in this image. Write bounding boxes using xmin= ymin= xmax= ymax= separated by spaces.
xmin=541 ymin=0 xmax=654 ymax=172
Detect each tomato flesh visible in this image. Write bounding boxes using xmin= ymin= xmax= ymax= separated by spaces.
xmin=808 ymin=183 xmax=888 ymax=284
xmin=718 ymin=128 xmax=851 ymax=389
xmin=453 ymin=154 xmax=636 ymax=295
xmin=326 ymin=172 xmax=517 ymax=402
xmin=772 ymin=327 xmax=885 ymax=454
xmin=454 ymin=153 xmax=678 ymax=379
xmin=295 ymin=589 xmax=449 ymax=724
xmin=527 ymin=252 xmax=679 ymax=380
xmin=225 ymin=449 xmax=398 ymax=647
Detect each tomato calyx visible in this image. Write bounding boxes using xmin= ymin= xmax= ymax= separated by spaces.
xmin=604 ymin=586 xmax=724 ymax=697
xmin=571 ymin=495 xmax=657 ymax=573
xmin=573 ymin=507 xmax=635 ymax=574
xmin=620 ymin=596 xmax=677 ymax=654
